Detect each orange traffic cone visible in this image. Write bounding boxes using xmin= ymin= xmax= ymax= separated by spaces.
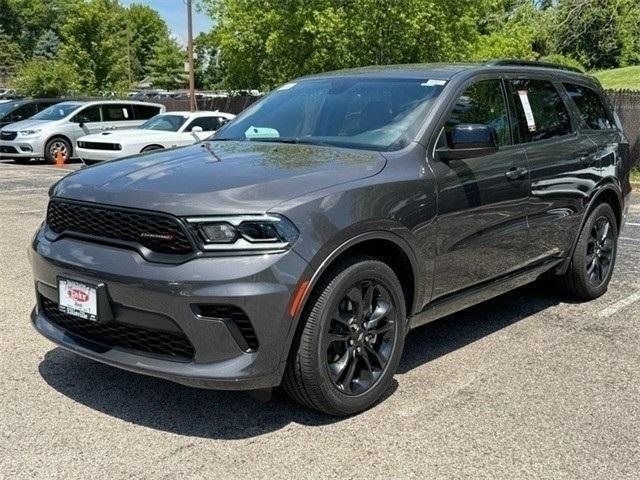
xmin=55 ymin=149 xmax=64 ymax=168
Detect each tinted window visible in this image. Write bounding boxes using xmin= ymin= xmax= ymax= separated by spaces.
xmin=563 ymin=83 xmax=614 ymax=130
xmin=72 ymin=105 xmax=101 ymax=123
xmin=0 ymin=102 xmax=20 ymax=119
xmin=445 ymin=79 xmax=510 ymax=147
xmin=10 ymin=103 xmax=37 ymax=121
xmin=185 ymin=116 xmax=223 ymax=132
xmin=102 ymin=104 xmax=133 ymax=121
xmin=36 ymin=102 xmax=56 ymax=112
xmin=508 ymin=79 xmax=572 ymax=143
xmin=140 ymin=114 xmax=187 ymax=132
xmin=135 ymin=104 xmax=162 ymax=120
xmin=215 ymin=78 xmax=446 ymax=151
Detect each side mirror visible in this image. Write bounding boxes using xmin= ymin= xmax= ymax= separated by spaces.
xmin=75 ymin=115 xmax=91 ymax=126
xmin=191 ymin=126 xmax=203 ymax=133
xmin=437 ymin=124 xmax=498 ymax=161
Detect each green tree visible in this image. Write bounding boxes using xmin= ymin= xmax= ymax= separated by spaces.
xmin=194 ymin=31 xmax=225 ymax=89
xmin=147 ymin=37 xmax=187 ymax=89
xmin=552 ymin=0 xmax=638 ymax=70
xmin=33 ymin=30 xmax=62 ymax=59
xmin=0 ymin=27 xmax=22 ymax=84
xmin=59 ymin=0 xmax=129 ymax=94
xmin=12 ymin=58 xmax=79 ymax=97
xmin=126 ymin=4 xmax=171 ymax=82
xmin=203 ymin=0 xmax=497 ymax=90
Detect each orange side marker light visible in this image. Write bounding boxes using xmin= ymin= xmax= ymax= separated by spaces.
xmin=289 ymin=280 xmax=310 ymax=318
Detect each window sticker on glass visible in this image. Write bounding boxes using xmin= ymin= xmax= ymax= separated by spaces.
xmin=517 ymin=90 xmax=536 ymax=132
xmin=423 ymin=79 xmax=447 ymax=87
xmin=123 ymin=108 xmax=129 ymax=119
xmin=245 ymin=126 xmax=280 ymax=139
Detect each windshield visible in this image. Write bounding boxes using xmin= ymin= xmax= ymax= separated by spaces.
xmin=214 ymin=77 xmax=446 ymax=151
xmin=140 ymin=114 xmax=188 ymax=132
xmin=32 ymin=103 xmax=82 ymax=121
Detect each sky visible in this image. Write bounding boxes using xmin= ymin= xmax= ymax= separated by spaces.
xmin=121 ymin=0 xmax=213 ymax=45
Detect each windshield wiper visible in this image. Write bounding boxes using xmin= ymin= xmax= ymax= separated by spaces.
xmin=248 ymin=137 xmax=331 ymax=147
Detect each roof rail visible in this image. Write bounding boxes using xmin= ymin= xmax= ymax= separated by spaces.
xmin=487 ymin=59 xmax=583 ymax=74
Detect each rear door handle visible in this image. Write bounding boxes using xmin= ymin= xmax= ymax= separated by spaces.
xmin=505 ymin=167 xmax=528 ymax=180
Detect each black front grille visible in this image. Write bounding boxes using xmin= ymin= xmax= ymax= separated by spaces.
xmin=47 ymin=199 xmax=193 ymax=255
xmin=196 ymin=304 xmax=259 ymax=351
xmin=0 ymin=130 xmax=17 ymax=141
xmin=78 ymin=141 xmax=122 ymax=151
xmin=42 ymin=297 xmax=195 ymax=359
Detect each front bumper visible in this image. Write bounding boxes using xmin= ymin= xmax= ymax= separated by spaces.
xmin=29 ymin=228 xmax=309 ymax=390
xmin=0 ymin=137 xmax=45 ymax=158
xmin=76 ymin=147 xmax=123 ymax=163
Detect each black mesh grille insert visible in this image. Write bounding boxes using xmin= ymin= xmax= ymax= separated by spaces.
xmin=42 ymin=297 xmax=195 ymax=359
xmin=0 ymin=130 xmax=17 ymax=141
xmin=47 ymin=199 xmax=193 ymax=255
xmin=196 ymin=304 xmax=258 ymax=351
xmin=78 ymin=141 xmax=122 ymax=151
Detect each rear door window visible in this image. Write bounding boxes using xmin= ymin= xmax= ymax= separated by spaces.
xmin=444 ymin=79 xmax=511 ymax=147
xmin=507 ymin=79 xmax=573 ymax=143
xmin=102 ymin=104 xmax=133 ymax=122
xmin=563 ymin=83 xmax=614 ymax=130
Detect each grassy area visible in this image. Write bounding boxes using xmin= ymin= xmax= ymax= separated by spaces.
xmin=593 ymin=66 xmax=640 ymax=91
xmin=631 ymin=169 xmax=640 ymax=183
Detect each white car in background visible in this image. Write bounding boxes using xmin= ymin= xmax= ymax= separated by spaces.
xmin=76 ymin=111 xmax=235 ymax=163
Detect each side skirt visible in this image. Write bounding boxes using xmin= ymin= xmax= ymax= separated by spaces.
xmin=409 ymin=258 xmax=563 ymax=329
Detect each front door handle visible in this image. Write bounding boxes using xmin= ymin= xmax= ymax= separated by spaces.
xmin=505 ymin=167 xmax=528 ymax=180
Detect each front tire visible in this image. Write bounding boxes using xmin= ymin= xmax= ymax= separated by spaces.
xmin=558 ymin=202 xmax=618 ymax=300
xmin=44 ymin=137 xmax=71 ymax=164
xmin=283 ymin=257 xmax=406 ymax=416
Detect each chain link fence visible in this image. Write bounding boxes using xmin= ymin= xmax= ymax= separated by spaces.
xmin=159 ymin=92 xmax=640 ymax=168
xmin=607 ymin=90 xmax=640 ymax=168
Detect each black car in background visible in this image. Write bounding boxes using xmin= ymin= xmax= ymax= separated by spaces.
xmin=0 ymin=99 xmax=62 ymax=129
xmin=30 ymin=61 xmax=631 ymax=415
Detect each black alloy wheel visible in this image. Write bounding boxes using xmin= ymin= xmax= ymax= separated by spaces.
xmin=586 ymin=216 xmax=615 ymax=288
xmin=324 ymin=280 xmax=397 ymax=395
xmin=283 ymin=257 xmax=406 ymax=416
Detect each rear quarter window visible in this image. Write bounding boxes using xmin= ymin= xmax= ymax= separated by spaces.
xmin=134 ymin=104 xmax=163 ymax=120
xmin=563 ymin=83 xmax=615 ymax=130
xmin=507 ymin=79 xmax=573 ymax=143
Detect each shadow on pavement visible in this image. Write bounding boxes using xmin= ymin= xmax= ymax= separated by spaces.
xmin=38 ymin=283 xmax=562 ymax=439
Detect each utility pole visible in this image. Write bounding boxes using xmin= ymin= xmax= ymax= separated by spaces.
xmin=187 ymin=0 xmax=196 ymax=111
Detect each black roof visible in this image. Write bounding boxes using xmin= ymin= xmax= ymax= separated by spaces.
xmin=302 ymin=60 xmax=589 ymax=82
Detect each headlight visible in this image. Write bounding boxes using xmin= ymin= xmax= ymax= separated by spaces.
xmin=19 ymin=129 xmax=41 ymax=136
xmin=186 ymin=214 xmax=299 ymax=252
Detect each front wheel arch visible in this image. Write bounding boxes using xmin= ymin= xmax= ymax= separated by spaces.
xmin=140 ymin=144 xmax=165 ymax=153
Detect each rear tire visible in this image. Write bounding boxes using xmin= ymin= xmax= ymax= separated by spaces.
xmin=283 ymin=257 xmax=406 ymax=416
xmin=558 ymin=203 xmax=618 ymax=300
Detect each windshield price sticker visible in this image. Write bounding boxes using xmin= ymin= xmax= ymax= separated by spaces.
xmin=517 ymin=90 xmax=536 ymax=132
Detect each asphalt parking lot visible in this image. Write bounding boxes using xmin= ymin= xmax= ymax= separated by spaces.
xmin=1 ymin=159 xmax=639 ymax=479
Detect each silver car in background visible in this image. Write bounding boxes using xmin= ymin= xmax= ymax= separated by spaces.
xmin=0 ymin=100 xmax=164 ymax=163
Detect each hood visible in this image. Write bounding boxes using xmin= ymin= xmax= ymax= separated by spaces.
xmin=78 ymin=129 xmax=167 ymax=143
xmin=52 ymin=141 xmax=386 ymax=215
xmin=2 ymin=119 xmax=53 ymax=132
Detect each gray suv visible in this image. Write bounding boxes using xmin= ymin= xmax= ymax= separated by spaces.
xmin=30 ymin=61 xmax=632 ymax=415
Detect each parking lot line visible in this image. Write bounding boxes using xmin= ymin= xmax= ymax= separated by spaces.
xmin=598 ymin=292 xmax=640 ymax=318
xmin=620 ymin=236 xmax=640 ymax=242
xmin=625 ymin=222 xmax=640 ymax=226
xmin=0 ymin=187 xmax=48 ymax=194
